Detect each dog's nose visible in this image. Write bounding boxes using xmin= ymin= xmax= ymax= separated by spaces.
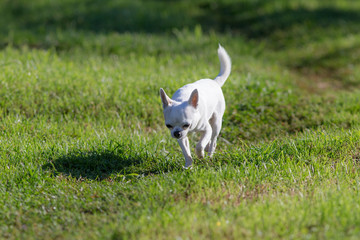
xmin=174 ymin=131 xmax=181 ymax=139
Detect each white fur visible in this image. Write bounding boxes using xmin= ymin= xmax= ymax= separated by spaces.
xmin=160 ymin=45 xmax=231 ymax=168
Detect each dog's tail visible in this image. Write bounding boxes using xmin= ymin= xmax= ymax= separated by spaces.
xmin=214 ymin=44 xmax=231 ymax=87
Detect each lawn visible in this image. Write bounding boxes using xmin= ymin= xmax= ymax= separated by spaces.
xmin=1 ymin=0 xmax=360 ymax=239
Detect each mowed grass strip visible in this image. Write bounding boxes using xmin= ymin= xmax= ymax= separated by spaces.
xmin=1 ymin=121 xmax=360 ymax=239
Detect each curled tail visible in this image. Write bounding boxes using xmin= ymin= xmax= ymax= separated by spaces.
xmin=214 ymin=44 xmax=231 ymax=87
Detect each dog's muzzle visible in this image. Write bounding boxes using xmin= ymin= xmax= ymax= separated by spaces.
xmin=173 ymin=130 xmax=182 ymax=139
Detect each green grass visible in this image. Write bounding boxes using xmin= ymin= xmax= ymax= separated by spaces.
xmin=2 ymin=0 xmax=360 ymax=239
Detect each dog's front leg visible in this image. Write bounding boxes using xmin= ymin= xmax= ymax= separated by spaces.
xmin=195 ymin=123 xmax=212 ymax=159
xmin=178 ymin=137 xmax=193 ymax=168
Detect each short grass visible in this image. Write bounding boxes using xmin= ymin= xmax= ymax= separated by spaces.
xmin=1 ymin=0 xmax=360 ymax=239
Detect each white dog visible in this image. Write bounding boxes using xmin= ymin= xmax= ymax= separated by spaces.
xmin=160 ymin=45 xmax=231 ymax=168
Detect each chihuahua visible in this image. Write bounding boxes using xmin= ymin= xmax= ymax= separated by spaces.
xmin=160 ymin=45 xmax=231 ymax=168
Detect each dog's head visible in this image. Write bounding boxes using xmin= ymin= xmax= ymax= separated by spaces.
xmin=160 ymin=88 xmax=199 ymax=139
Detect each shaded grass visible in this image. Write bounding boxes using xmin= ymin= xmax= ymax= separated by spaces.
xmin=2 ymin=0 xmax=360 ymax=90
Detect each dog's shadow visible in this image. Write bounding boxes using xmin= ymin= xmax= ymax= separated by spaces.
xmin=42 ymin=144 xmax=165 ymax=180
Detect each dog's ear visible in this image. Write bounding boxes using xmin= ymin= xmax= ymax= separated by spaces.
xmin=188 ymin=89 xmax=199 ymax=109
xmin=160 ymin=88 xmax=172 ymax=109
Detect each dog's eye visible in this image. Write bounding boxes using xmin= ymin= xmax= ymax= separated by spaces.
xmin=183 ymin=124 xmax=190 ymax=129
xmin=166 ymin=124 xmax=173 ymax=129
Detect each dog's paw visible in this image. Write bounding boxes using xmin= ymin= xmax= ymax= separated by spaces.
xmin=184 ymin=158 xmax=193 ymax=169
xmin=205 ymin=142 xmax=216 ymax=158
xmin=205 ymin=142 xmax=211 ymax=153
xmin=183 ymin=164 xmax=193 ymax=170
xmin=195 ymin=146 xmax=204 ymax=159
